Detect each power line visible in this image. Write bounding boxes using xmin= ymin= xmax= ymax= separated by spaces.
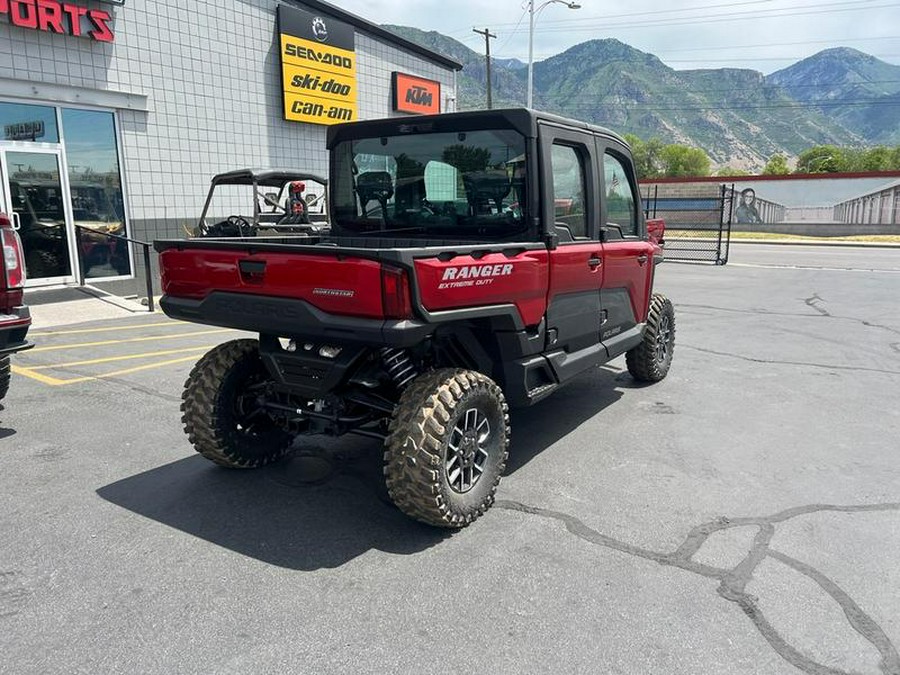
xmin=555 ymin=99 xmax=900 ymax=113
xmin=488 ymin=0 xmax=781 ymax=28
xmin=527 ymin=1 xmax=898 ymax=34
xmin=642 ymin=35 xmax=900 ymax=54
xmin=524 ymin=81 xmax=900 ymax=103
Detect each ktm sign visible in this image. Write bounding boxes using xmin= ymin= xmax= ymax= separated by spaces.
xmin=392 ymin=72 xmax=441 ymax=115
xmin=0 ymin=0 xmax=114 ymax=42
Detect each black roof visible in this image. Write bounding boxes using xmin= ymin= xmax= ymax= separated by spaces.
xmin=286 ymin=0 xmax=463 ymax=71
xmin=327 ymin=108 xmax=630 ymax=149
xmin=211 ymin=169 xmax=327 ymax=187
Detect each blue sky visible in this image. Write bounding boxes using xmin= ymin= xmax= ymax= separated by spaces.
xmin=343 ymin=0 xmax=900 ymax=74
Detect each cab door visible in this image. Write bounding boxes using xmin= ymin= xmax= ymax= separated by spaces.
xmin=597 ymin=142 xmax=655 ymax=356
xmin=540 ymin=124 xmax=603 ymax=355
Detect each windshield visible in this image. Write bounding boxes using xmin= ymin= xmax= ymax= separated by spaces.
xmin=332 ymin=129 xmax=528 ymax=238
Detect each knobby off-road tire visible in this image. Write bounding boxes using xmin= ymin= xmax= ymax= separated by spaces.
xmin=626 ymin=293 xmax=675 ymax=383
xmin=0 ymin=356 xmax=10 ymax=401
xmin=181 ymin=339 xmax=292 ymax=468
xmin=384 ymin=369 xmax=510 ymax=528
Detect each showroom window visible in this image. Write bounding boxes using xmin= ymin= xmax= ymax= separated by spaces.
xmin=0 ymin=102 xmax=59 ymax=143
xmin=61 ymin=108 xmax=132 ymax=278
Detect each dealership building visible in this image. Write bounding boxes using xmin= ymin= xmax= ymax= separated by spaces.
xmin=0 ymin=0 xmax=461 ymax=295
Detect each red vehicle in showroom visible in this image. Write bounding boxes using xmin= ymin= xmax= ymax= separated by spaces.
xmin=0 ymin=213 xmax=32 ymax=403
xmin=155 ymin=109 xmax=672 ymax=528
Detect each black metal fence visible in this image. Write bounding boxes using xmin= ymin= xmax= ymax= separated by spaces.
xmin=642 ymin=184 xmax=733 ymax=265
xmin=74 ymin=225 xmax=155 ymax=311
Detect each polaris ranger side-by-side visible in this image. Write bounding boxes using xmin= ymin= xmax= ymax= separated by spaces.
xmin=155 ymin=109 xmax=674 ymax=528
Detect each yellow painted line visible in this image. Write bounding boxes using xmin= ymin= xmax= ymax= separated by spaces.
xmin=27 ymin=345 xmax=214 ymax=371
xmin=29 ymin=320 xmax=185 ymax=337
xmin=11 ymin=365 xmax=69 ymax=386
xmin=28 ymin=328 xmax=237 ymax=353
xmin=12 ymin=354 xmax=203 ymax=386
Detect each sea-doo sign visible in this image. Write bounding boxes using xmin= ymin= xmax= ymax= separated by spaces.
xmin=392 ymin=72 xmax=441 ymax=115
xmin=0 ymin=0 xmax=115 ymax=42
xmin=4 ymin=120 xmax=45 ymax=141
xmin=278 ymin=4 xmax=357 ymax=126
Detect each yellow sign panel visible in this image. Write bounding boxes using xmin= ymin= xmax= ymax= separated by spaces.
xmin=281 ymin=63 xmax=357 ymax=104
xmin=284 ymin=91 xmax=356 ymax=125
xmin=279 ymin=33 xmax=358 ymax=126
xmin=280 ymin=35 xmax=356 ymax=77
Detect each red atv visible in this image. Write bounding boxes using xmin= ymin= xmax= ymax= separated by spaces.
xmin=156 ymin=109 xmax=673 ymax=528
xmin=0 ymin=213 xmax=32 ymax=403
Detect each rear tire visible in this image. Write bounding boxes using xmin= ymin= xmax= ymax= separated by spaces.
xmin=626 ymin=293 xmax=675 ymax=383
xmin=181 ymin=339 xmax=292 ymax=468
xmin=0 ymin=356 xmax=10 ymax=402
xmin=384 ymin=369 xmax=509 ymax=528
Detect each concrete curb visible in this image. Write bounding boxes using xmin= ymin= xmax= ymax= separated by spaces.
xmin=728 ymin=238 xmax=900 ymax=249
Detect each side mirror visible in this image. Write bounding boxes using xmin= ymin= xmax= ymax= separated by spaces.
xmin=646 ymin=218 xmax=665 ymax=246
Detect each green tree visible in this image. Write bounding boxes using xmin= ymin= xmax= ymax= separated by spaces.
xmin=716 ymin=166 xmax=750 ymax=176
xmin=762 ymin=154 xmax=790 ymax=175
xmin=659 ymin=144 xmax=711 ymax=177
xmin=890 ymin=146 xmax=900 ymax=170
xmin=859 ymin=147 xmax=892 ymax=171
xmin=795 ymin=146 xmax=844 ymax=173
xmin=624 ymin=134 xmax=663 ymax=180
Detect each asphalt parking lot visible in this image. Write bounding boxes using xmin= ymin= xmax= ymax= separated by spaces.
xmin=1 ymin=243 xmax=898 ymax=675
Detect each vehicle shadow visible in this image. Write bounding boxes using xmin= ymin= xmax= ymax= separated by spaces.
xmin=0 ymin=402 xmax=16 ymax=441
xmin=97 ymin=365 xmax=632 ymax=570
xmin=507 ymin=365 xmax=627 ymax=473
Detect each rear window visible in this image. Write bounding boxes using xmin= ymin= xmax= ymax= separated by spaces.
xmin=332 ymin=129 xmax=528 ymax=239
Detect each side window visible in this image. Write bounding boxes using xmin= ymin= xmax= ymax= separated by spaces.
xmin=603 ymin=153 xmax=637 ymax=237
xmin=551 ymin=144 xmax=587 ymax=239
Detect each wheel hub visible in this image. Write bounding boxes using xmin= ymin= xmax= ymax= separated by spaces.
xmin=656 ymin=315 xmax=672 ymax=363
xmin=446 ymin=407 xmax=492 ymax=493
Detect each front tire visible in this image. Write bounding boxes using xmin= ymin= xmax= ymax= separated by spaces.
xmin=384 ymin=369 xmax=509 ymax=528
xmin=627 ymin=293 xmax=675 ymax=383
xmin=0 ymin=356 xmax=10 ymax=401
xmin=181 ymin=339 xmax=292 ymax=468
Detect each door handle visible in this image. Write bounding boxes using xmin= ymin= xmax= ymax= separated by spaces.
xmin=10 ymin=212 xmax=21 ymax=231
xmin=588 ymin=256 xmax=602 ymax=269
xmin=637 ymin=254 xmax=649 ymax=266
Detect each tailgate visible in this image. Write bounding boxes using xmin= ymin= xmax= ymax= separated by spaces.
xmin=158 ymin=246 xmax=386 ymax=319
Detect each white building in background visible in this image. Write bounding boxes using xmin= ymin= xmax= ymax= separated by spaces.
xmin=1 ymin=0 xmax=461 ymax=294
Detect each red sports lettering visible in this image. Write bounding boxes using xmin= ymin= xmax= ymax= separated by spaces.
xmin=36 ymin=0 xmax=63 ymax=33
xmin=10 ymin=0 xmax=38 ymax=29
xmin=61 ymin=2 xmax=87 ymax=36
xmin=88 ymin=9 xmax=112 ymax=42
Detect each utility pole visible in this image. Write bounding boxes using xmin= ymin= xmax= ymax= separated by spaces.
xmin=473 ymin=27 xmax=497 ymax=109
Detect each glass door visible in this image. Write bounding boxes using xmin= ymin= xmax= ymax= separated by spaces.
xmin=0 ymin=148 xmax=77 ymax=284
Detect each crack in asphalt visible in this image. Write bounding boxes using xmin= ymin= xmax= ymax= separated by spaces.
xmin=680 ymin=345 xmax=900 ymax=376
xmin=495 ymin=500 xmax=900 ymax=675
xmin=804 ymin=294 xmax=832 ymax=317
xmin=678 ymin=304 xmax=900 ymax=338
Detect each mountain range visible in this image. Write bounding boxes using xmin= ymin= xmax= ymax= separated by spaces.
xmin=383 ymin=25 xmax=900 ymax=170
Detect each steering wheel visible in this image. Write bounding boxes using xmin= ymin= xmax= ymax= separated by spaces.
xmin=227 ymin=215 xmax=252 ymax=233
xmin=419 ymin=198 xmax=436 ymax=218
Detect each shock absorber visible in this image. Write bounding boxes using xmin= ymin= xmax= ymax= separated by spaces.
xmin=380 ymin=348 xmax=418 ymax=389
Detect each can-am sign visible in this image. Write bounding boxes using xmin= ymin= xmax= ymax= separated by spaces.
xmin=0 ymin=0 xmax=115 ymax=42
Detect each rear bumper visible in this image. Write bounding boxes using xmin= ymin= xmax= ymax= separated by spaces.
xmin=160 ymin=292 xmax=433 ymax=348
xmin=0 ymin=306 xmax=33 ymax=356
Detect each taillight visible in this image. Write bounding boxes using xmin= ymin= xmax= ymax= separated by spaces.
xmin=381 ymin=265 xmax=413 ymax=319
xmin=1 ymin=215 xmax=26 ymax=289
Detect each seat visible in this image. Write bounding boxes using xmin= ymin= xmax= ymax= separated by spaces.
xmin=462 ymin=170 xmax=510 ymax=215
xmin=355 ymin=171 xmax=394 ymax=217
